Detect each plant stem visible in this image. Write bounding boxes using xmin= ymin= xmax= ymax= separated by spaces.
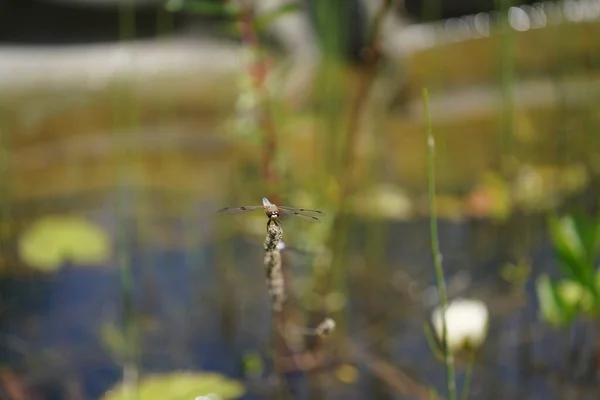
xmin=0 ymin=102 xmax=13 ymax=272
xmin=422 ymin=88 xmax=456 ymax=400
xmin=264 ymin=222 xmax=289 ymax=399
xmin=495 ymin=0 xmax=515 ymax=161
xmin=114 ymin=3 xmax=139 ymax=397
xmin=460 ymin=353 xmax=476 ymax=400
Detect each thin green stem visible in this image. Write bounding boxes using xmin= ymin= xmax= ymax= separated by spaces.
xmin=495 ymin=0 xmax=515 ymax=162
xmin=113 ymin=3 xmax=139 ymax=398
xmin=422 ymin=88 xmax=456 ymax=400
xmin=460 ymin=353 xmax=476 ymax=400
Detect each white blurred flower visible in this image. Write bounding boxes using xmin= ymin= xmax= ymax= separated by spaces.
xmin=431 ymin=298 xmax=489 ymax=353
xmin=277 ymin=241 xmax=286 ymax=250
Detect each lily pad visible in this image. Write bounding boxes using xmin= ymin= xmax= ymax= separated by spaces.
xmin=18 ymin=215 xmax=110 ymax=271
xmin=101 ymin=371 xmax=245 ymax=400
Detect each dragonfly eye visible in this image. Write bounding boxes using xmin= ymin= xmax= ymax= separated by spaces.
xmin=265 ymin=210 xmax=278 ymax=218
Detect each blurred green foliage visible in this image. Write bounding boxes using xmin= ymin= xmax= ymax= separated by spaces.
xmin=536 ymin=213 xmax=600 ymax=327
xmin=500 ymin=258 xmax=532 ymax=291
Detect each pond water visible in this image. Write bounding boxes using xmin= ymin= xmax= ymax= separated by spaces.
xmin=1 ymin=185 xmax=599 ymax=400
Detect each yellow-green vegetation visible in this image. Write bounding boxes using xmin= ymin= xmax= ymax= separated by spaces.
xmin=101 ymin=372 xmax=245 ymax=400
xmin=242 ymin=351 xmax=264 ymax=379
xmin=18 ymin=215 xmax=110 ymax=271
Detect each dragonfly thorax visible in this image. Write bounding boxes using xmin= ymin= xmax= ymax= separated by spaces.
xmin=263 ymin=200 xmax=279 ymax=218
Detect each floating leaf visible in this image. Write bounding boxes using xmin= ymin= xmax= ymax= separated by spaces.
xmin=101 ymin=372 xmax=245 ymax=400
xmin=18 ymin=215 xmax=110 ymax=271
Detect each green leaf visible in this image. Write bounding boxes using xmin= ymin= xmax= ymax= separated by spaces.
xmin=571 ymin=212 xmax=600 ymax=264
xmin=536 ymin=274 xmax=574 ymax=327
xmin=254 ymin=2 xmax=301 ymax=32
xmin=548 ymin=215 xmax=588 ymax=283
xmin=423 ymin=323 xmax=444 ymax=361
xmin=556 ymin=279 xmax=595 ymax=313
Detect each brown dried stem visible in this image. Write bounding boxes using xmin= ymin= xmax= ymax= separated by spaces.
xmin=264 ymin=222 xmax=285 ymax=312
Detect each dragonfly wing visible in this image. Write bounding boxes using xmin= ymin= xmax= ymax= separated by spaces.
xmin=278 ymin=206 xmax=325 ymax=217
xmin=217 ymin=206 xmax=263 ymax=214
xmin=280 ymin=208 xmax=321 ymax=222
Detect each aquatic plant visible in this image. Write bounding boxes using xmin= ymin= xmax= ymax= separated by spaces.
xmin=431 ymin=299 xmax=490 ymax=354
xmin=18 ymin=215 xmax=110 ymax=271
xmin=536 ymin=212 xmax=600 ymax=327
xmin=423 ymin=88 xmax=457 ymax=400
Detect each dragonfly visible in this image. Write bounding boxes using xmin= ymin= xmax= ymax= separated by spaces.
xmin=217 ymin=197 xmax=324 ymax=226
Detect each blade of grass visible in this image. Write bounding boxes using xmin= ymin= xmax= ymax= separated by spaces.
xmin=423 ymin=88 xmax=456 ymax=400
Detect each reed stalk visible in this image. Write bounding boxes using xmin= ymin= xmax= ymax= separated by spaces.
xmin=113 ymin=2 xmax=140 ymax=398
xmin=423 ymin=88 xmax=456 ymax=400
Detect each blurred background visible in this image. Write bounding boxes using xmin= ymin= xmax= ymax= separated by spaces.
xmin=1 ymin=0 xmax=600 ymax=399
